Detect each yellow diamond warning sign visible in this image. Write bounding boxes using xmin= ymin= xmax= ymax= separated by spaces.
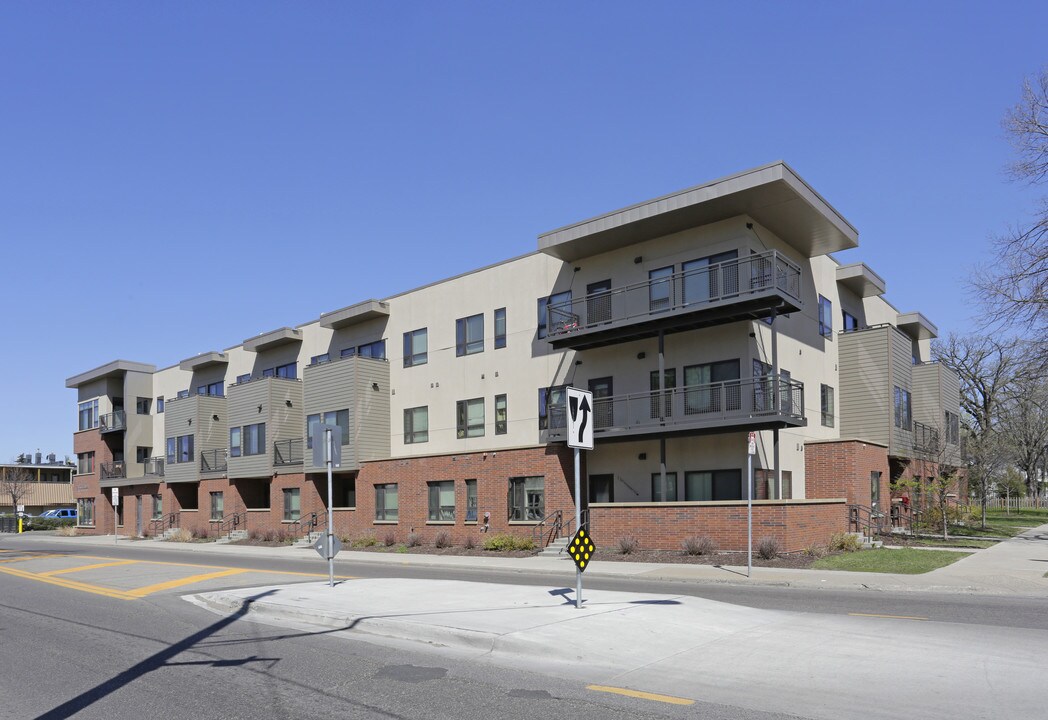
xmin=567 ymin=528 xmax=596 ymax=572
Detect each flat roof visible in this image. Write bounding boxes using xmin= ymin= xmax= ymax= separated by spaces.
xmin=319 ymin=300 xmax=390 ymax=330
xmin=65 ymin=360 xmax=156 ymax=388
xmin=178 ymin=351 xmax=229 ymax=372
xmin=538 ymin=161 xmax=859 ymax=261
xmin=243 ymin=327 xmax=302 ymax=353
xmin=836 ymin=263 xmax=887 ymax=297
xmin=896 ymin=312 xmax=938 ymax=341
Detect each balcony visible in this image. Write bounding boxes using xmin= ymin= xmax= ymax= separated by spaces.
xmin=545 ymin=375 xmax=806 ymax=443
xmin=100 ymin=461 xmax=126 ymax=480
xmin=99 ymin=410 xmax=126 ymax=434
xmin=143 ymin=457 xmax=165 ymax=477
xmin=274 ymin=439 xmax=304 ymax=467
xmin=912 ymin=421 xmax=941 ymax=458
xmin=545 ymin=250 xmax=803 ymax=350
xmin=200 ymin=449 xmax=228 ymax=474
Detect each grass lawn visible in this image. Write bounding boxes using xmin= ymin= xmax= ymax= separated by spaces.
xmin=939 ymin=508 xmax=1048 ymax=539
xmin=812 ymin=548 xmax=971 ymax=574
xmin=911 ymin=538 xmax=996 ymax=549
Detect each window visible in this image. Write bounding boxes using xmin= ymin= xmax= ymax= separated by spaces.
xmin=177 ymin=435 xmax=194 ymax=464
xmin=842 ymin=309 xmax=859 ymax=332
xmin=683 ymin=250 xmax=738 ymax=304
xmin=684 ymin=470 xmax=743 ymax=501
xmin=403 ymin=328 xmax=428 ymax=367
xmin=494 ymin=394 xmax=508 ymax=435
xmin=820 ymin=385 xmax=835 ymax=427
xmin=78 ymin=399 xmax=99 ymax=431
xmin=537 ymin=291 xmax=571 ymax=339
xmin=375 ymin=483 xmax=398 ymax=521
xmin=306 ymin=409 xmax=349 ymax=449
xmin=649 ymin=266 xmax=674 ymax=312
xmin=753 ymin=469 xmax=792 ymax=500
xmin=236 ymin=373 xmax=251 ymax=384
xmin=494 ymin=308 xmax=506 ymax=349
xmin=156 ymin=396 xmax=165 ymax=413
xmin=818 ymin=295 xmax=833 ymax=338
xmin=508 ymin=476 xmax=544 ymax=521
xmin=177 ymin=390 xmax=190 ymax=399
xmin=649 ymin=369 xmax=677 ymax=419
xmin=166 ymin=437 xmax=176 ymax=464
xmin=465 ymin=479 xmax=478 ymax=522
xmin=456 ymin=398 xmax=485 ymax=438
xmin=196 ymin=382 xmax=223 ymax=397
xmin=231 ymin=423 xmax=265 ymax=457
xmin=683 ymin=360 xmax=740 ymax=415
xmin=428 ymin=480 xmax=455 ymax=521
xmin=590 ymin=474 xmax=614 ymax=503
xmin=403 ymin=406 xmax=429 ymax=444
xmin=456 ymin=313 xmax=484 ymax=356
xmin=264 ymin=362 xmax=297 ymax=379
xmin=136 ymin=397 xmax=151 ymax=415
xmin=152 ymin=494 xmax=162 ymax=520
xmin=538 ymin=386 xmax=567 ymax=430
xmin=282 ymin=488 xmax=300 ymax=522
xmin=893 ymin=386 xmax=912 ymax=429
xmin=210 ymin=491 xmax=224 ymax=521
xmin=340 ymin=347 xmax=356 ymax=359
xmin=652 ymin=472 xmax=678 ymax=502
xmin=358 ymin=340 xmax=386 ymax=359
xmin=135 ymin=446 xmax=151 ymax=464
xmin=76 ymin=452 xmax=95 ymax=475
xmin=945 ymin=411 xmax=960 ymax=445
xmin=310 ymin=353 xmax=330 ymax=366
xmin=77 ymin=498 xmax=95 ymax=527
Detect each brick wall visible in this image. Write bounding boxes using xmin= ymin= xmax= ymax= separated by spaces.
xmin=805 ymin=440 xmax=890 ymax=510
xmin=72 ymin=429 xmax=111 ymax=535
xmin=589 ymin=500 xmax=847 ymax=552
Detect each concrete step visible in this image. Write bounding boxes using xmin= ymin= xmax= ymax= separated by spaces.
xmin=229 ymin=530 xmax=248 ymax=541
xmin=540 ymin=537 xmax=571 ymax=557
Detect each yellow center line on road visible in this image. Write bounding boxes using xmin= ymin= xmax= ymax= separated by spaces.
xmin=125 ymin=568 xmax=251 ymax=598
xmin=587 ymin=685 xmax=695 ymax=706
xmin=0 ymin=553 xmax=66 ymax=564
xmin=38 ymin=560 xmax=140 ymax=577
xmin=848 ymin=612 xmax=928 ymax=621
xmin=0 ymin=566 xmax=137 ymax=600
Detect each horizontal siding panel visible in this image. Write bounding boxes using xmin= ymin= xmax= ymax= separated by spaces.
xmin=839 ymin=328 xmax=890 ymax=446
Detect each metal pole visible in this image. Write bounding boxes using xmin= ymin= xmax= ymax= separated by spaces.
xmin=747 ymin=451 xmax=752 ymax=577
xmin=326 ymin=427 xmax=335 ymax=588
xmin=575 ymin=446 xmax=582 ymax=609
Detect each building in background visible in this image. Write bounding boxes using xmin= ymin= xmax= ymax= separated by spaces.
xmin=65 ymin=162 xmax=962 ymax=549
xmin=1 ymin=452 xmax=76 ymax=515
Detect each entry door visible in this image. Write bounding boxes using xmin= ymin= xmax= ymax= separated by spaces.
xmin=588 ymin=377 xmax=614 ymax=430
xmin=589 ymin=474 xmax=614 ymax=503
xmin=683 ymin=250 xmax=738 ymax=305
xmin=135 ymin=496 xmax=142 ymax=536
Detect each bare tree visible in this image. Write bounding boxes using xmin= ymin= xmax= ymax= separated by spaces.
xmin=932 ymin=333 xmax=1023 ymax=436
xmin=1 ymin=466 xmax=34 ymax=517
xmin=964 ymin=429 xmax=1012 ymax=528
xmin=1005 ymin=67 xmax=1048 ymax=184
xmin=998 ymin=376 xmax=1048 ymax=497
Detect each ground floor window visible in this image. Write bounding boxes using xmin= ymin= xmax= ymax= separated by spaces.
xmin=210 ymin=491 xmax=224 ymax=521
xmin=685 ymin=470 xmax=742 ymax=501
xmin=331 ymin=476 xmax=356 ymax=508
xmin=115 ymin=496 xmax=124 ymax=526
xmin=77 ymin=498 xmax=95 ymax=526
xmin=283 ymin=488 xmax=300 ymax=522
xmin=651 ymin=472 xmax=678 ymax=502
xmin=375 ymin=483 xmax=398 ymax=521
xmin=465 ymin=479 xmax=478 ymax=522
xmin=508 ymin=476 xmax=544 ymax=521
xmin=428 ymin=480 xmax=455 ymax=521
xmin=152 ymin=494 xmax=162 ymax=519
xmin=590 ymin=474 xmax=614 ymax=503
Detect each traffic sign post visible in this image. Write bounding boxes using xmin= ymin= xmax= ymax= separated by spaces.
xmin=312 ymin=422 xmax=343 ymax=587
xmin=565 ymin=387 xmax=594 ymax=608
xmin=747 ymin=431 xmax=756 ymax=577
xmin=112 ymin=487 xmax=119 ymax=544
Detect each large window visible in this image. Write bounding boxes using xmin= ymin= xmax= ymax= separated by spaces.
xmin=375 ymin=483 xmax=398 ymax=521
xmin=538 ymin=386 xmax=566 ymax=430
xmin=236 ymin=373 xmax=251 ymax=384
xmin=78 ymin=399 xmax=99 ymax=431
xmin=428 ymin=480 xmax=455 ymax=521
xmin=309 ymin=353 xmax=330 ymax=366
xmin=652 ymin=472 xmax=678 ymax=502
xmin=494 ymin=394 xmax=508 ymax=435
xmin=263 ymin=362 xmax=297 ymax=379
xmin=945 ymin=410 xmax=960 ymax=445
xmin=684 ymin=470 xmax=742 ymax=501
xmin=842 ymin=309 xmax=859 ymax=332
xmin=77 ymin=498 xmax=95 ymax=527
xmin=306 ymin=409 xmax=349 ymax=449
xmin=818 ymin=295 xmax=833 ymax=338
xmin=683 ymin=360 xmax=740 ymax=415
xmin=196 ymin=382 xmax=223 ymax=397
xmin=893 ymin=386 xmax=912 ymax=429
xmin=210 ymin=491 xmax=224 ymax=521
xmin=537 ymin=291 xmax=571 ymax=339
xmin=403 ymin=406 xmax=429 ymax=444
xmin=494 ymin=308 xmax=506 ymax=349
xmin=820 ymin=384 xmax=835 ymax=427
xmin=76 ymin=452 xmax=95 ymax=475
xmin=282 ymin=488 xmax=300 ymax=522
xmin=167 ymin=435 xmax=194 ymax=464
xmin=136 ymin=397 xmax=151 ymax=415
xmin=456 ymin=398 xmax=485 ymax=438
xmin=683 ymin=250 xmax=738 ymax=304
xmin=403 ymin=328 xmax=428 ymax=367
xmin=456 ymin=313 xmax=484 ymax=356
xmin=231 ymin=423 xmax=265 ymax=457
xmin=508 ymin=476 xmax=544 ymax=521
xmin=358 ymin=340 xmax=386 ymax=358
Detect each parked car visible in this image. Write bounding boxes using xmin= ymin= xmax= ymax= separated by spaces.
xmin=38 ymin=508 xmax=77 ymax=520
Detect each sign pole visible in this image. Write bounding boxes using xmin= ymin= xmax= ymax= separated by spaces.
xmin=574 ymin=446 xmax=582 ymax=609
xmin=112 ymin=487 xmax=119 ymax=545
xmin=747 ymin=431 xmax=755 ymax=578
xmin=326 ymin=427 xmax=335 ymax=588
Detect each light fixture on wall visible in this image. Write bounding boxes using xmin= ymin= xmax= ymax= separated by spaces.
xmin=212 ymin=414 xmax=219 ymax=422
xmin=285 ymin=400 xmax=292 ymax=407
xmin=638 ymin=452 xmax=647 ymax=460
xmin=637 ymin=351 xmax=646 ymax=360
xmin=372 ymin=382 xmax=380 ymax=391
xmin=634 ymin=256 xmax=642 ymax=264
xmin=187 ymin=418 xmax=192 ymax=426
xmin=257 ymin=405 xmax=263 ymax=413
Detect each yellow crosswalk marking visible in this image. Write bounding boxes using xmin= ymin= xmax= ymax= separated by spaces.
xmin=587 ymin=685 xmax=695 ymax=706
xmin=849 ymin=612 xmax=928 ymax=621
xmin=125 ymin=568 xmax=249 ymax=598
xmin=39 ymin=560 xmax=140 ymax=577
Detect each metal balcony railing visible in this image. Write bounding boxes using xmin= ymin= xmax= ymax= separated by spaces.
xmin=545 ymin=375 xmax=805 ymax=442
xmin=99 ymin=410 xmax=126 ymax=433
xmin=143 ymin=457 xmax=165 ymax=477
xmin=545 ymin=250 xmax=802 ymax=345
xmin=200 ymin=449 xmax=228 ymax=473
xmin=273 ymin=439 xmax=304 ymax=466
xmin=100 ymin=461 xmax=126 ymax=480
xmin=913 ymin=421 xmax=941 ymax=457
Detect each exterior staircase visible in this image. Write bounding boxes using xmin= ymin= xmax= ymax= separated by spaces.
xmin=540 ymin=536 xmax=571 ymax=557
xmin=847 ymin=531 xmax=884 ymax=549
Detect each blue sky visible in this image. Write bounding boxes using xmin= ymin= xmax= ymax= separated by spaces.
xmin=1 ymin=1 xmax=1045 ymax=459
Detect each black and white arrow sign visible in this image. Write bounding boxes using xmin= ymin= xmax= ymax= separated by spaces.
xmin=566 ymin=387 xmax=594 ymax=450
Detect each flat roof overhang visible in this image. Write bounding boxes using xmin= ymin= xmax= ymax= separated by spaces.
xmin=65 ymin=360 xmax=156 ymax=388
xmin=319 ymin=300 xmax=390 ymax=330
xmin=243 ymin=327 xmax=302 ymax=353
xmin=836 ymin=263 xmax=887 ymax=298
xmin=538 ymin=162 xmax=858 ymax=262
xmin=896 ymin=312 xmax=938 ymax=341
xmin=179 ymin=352 xmax=229 ymax=372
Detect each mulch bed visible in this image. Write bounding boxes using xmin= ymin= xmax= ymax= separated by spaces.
xmin=591 ymin=548 xmax=819 ymax=569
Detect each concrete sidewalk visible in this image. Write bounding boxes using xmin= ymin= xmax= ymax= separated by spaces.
xmin=8 ymin=523 xmax=1048 ymax=597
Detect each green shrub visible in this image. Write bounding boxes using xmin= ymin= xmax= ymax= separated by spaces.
xmin=829 ymin=532 xmax=862 ymax=552
xmin=353 ymin=535 xmax=378 ymax=547
xmin=482 ymin=533 xmax=536 ymax=552
xmin=681 ymin=535 xmax=717 ymax=556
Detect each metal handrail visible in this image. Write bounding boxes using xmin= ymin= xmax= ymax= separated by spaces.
xmin=545 ymin=250 xmax=802 ymax=338
xmin=149 ymin=512 xmax=178 ymax=536
xmin=200 ymin=449 xmax=228 ymax=473
xmin=99 ymin=410 xmax=127 ymax=433
xmin=209 ymin=511 xmax=245 ymax=539
xmin=847 ymin=503 xmax=886 ymax=537
xmin=531 ymin=509 xmax=563 ymax=548
xmin=286 ymin=511 xmax=319 ymax=539
xmin=143 ymin=457 xmax=165 ymax=477
xmin=913 ymin=421 xmax=941 ymax=456
xmin=100 ymin=461 xmax=126 ymax=479
xmin=273 ymin=439 xmax=304 ymax=466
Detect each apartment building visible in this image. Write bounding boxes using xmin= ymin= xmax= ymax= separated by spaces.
xmin=66 ymin=162 xmax=963 ymax=550
xmin=1 ymin=453 xmax=76 ymax=516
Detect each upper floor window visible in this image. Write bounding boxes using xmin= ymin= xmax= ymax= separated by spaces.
xmin=310 ymin=353 xmax=330 ymax=366
xmin=842 ymin=309 xmax=859 ymax=332
xmin=76 ymin=451 xmax=95 ymax=475
xmin=230 ymin=423 xmax=265 ymax=457
xmin=494 ymin=308 xmax=507 ymax=349
xmin=404 ymin=406 xmax=429 ymax=444
xmin=340 ymin=347 xmax=356 ymax=359
xmin=78 ymin=399 xmax=99 ymax=431
xmin=236 ymin=374 xmax=251 ymax=384
xmin=456 ymin=397 xmax=485 ymax=438
xmin=306 ymin=409 xmax=349 ymax=449
xmin=136 ymin=397 xmax=151 ymax=415
xmin=197 ymin=381 xmax=223 ymax=397
xmin=893 ymin=386 xmax=912 ymax=429
xmin=156 ymin=396 xmax=165 ymax=413
xmin=263 ymin=362 xmax=297 ymax=379
xmin=177 ymin=390 xmax=190 ymax=399
xmin=818 ymin=295 xmax=833 ymax=338
xmin=945 ymin=411 xmax=960 ymax=445
xmin=494 ymin=394 xmax=508 ymax=435
xmin=820 ymin=384 xmax=835 ymax=427
xmin=166 ymin=434 xmax=194 ymax=464
xmin=538 ymin=386 xmax=566 ymax=430
xmin=537 ymin=291 xmax=571 ymax=339
xmin=358 ymin=340 xmax=386 ymax=359
xmin=403 ymin=328 xmax=428 ymax=367
xmin=456 ymin=314 xmax=484 ymax=356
